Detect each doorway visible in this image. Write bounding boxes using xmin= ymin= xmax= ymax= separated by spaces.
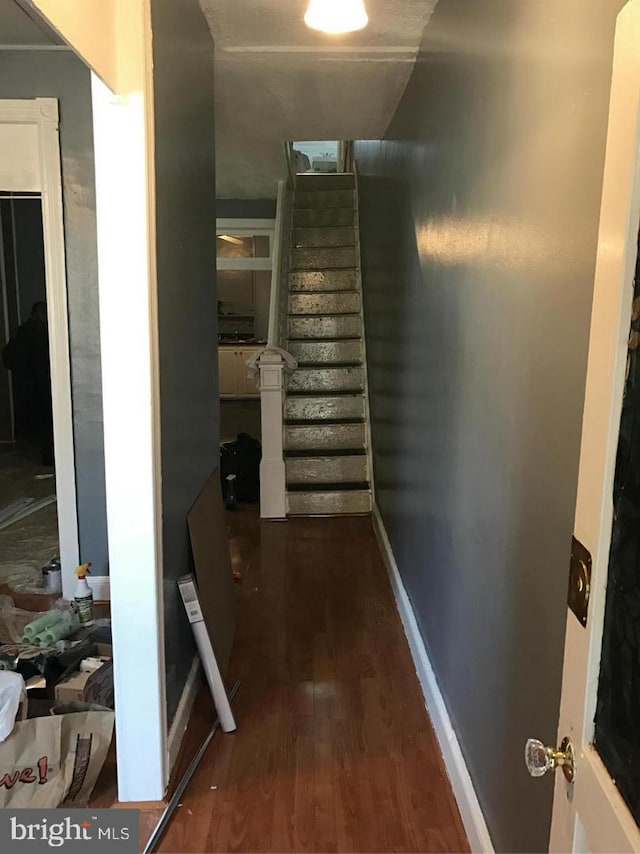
xmin=216 ymin=218 xmax=275 ymax=442
xmin=0 ymin=98 xmax=78 ymax=598
xmin=0 ymin=195 xmax=59 ymax=591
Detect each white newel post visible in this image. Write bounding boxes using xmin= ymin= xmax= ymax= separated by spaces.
xmin=259 ymin=352 xmax=287 ymax=519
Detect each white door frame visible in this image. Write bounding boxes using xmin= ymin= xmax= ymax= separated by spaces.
xmin=0 ymin=98 xmax=79 ymax=595
xmin=550 ymin=3 xmax=640 ymax=851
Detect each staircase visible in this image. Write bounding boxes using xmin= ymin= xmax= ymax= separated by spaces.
xmin=284 ymin=173 xmax=372 ymax=515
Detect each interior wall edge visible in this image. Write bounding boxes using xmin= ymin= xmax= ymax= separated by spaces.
xmin=372 ymin=504 xmax=494 ymax=854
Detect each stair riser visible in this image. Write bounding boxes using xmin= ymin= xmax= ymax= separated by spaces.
xmin=285 ymin=395 xmax=365 ymax=422
xmin=293 ymin=209 xmax=355 ymax=228
xmin=288 ymin=316 xmax=361 ymax=340
xmin=295 ymin=174 xmax=355 ymax=191
xmin=293 ymin=227 xmax=355 ymax=249
xmin=287 ymin=490 xmax=372 ymax=515
xmin=291 ymin=247 xmax=357 ymax=270
xmin=288 ymin=340 xmax=363 ymax=365
xmin=287 ymin=367 xmax=363 ymax=393
xmin=289 ymin=292 xmax=360 ymax=316
xmin=294 ymin=190 xmax=354 ymax=209
xmin=285 ymin=424 xmax=366 ymax=451
xmin=286 ymin=456 xmax=368 ymax=485
xmin=289 ymin=270 xmax=357 ymax=292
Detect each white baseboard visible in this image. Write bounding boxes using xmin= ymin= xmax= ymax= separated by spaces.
xmin=167 ymin=655 xmax=201 ymax=774
xmin=372 ymin=505 xmax=494 ymax=854
xmin=87 ymin=574 xmax=110 ymax=602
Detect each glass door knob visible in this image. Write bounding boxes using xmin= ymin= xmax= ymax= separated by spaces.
xmin=525 ymin=737 xmax=575 ymax=782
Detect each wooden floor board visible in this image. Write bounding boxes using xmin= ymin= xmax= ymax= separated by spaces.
xmin=158 ymin=509 xmax=469 ymax=853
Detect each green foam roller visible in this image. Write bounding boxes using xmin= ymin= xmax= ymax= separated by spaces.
xmin=42 ymin=619 xmax=74 ymax=645
xmin=23 ymin=610 xmax=64 ymax=638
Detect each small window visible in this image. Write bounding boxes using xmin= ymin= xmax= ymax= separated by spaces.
xmin=292 ymin=140 xmax=340 ymax=174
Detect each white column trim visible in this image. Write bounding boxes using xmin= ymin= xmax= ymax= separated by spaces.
xmin=258 ymin=352 xmax=287 ymax=519
xmin=36 ymin=99 xmax=80 ymax=596
xmin=91 ymin=63 xmax=167 ymax=802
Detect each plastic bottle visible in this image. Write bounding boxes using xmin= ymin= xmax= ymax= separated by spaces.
xmin=74 ymin=563 xmax=95 ymax=627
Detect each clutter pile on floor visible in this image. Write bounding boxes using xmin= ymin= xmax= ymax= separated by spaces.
xmin=0 ymin=559 xmax=114 ymax=809
xmin=0 ymin=455 xmax=60 ymax=592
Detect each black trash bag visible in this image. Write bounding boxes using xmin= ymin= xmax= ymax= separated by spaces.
xmin=39 ymin=640 xmax=98 ymax=689
xmin=220 ymin=432 xmax=262 ymax=504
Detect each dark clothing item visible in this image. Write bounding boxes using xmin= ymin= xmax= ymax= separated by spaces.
xmin=2 ymin=317 xmax=53 ymax=464
xmin=220 ymin=433 xmax=262 ymax=504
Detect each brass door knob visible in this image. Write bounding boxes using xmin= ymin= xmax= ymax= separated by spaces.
xmin=525 ymin=737 xmax=575 ymax=782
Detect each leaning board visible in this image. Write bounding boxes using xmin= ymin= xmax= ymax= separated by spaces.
xmin=187 ymin=469 xmax=236 ymax=675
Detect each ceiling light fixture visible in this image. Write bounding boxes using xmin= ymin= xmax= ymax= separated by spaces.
xmin=304 ymin=0 xmax=369 ymax=34
xmin=218 ymin=234 xmax=245 ymax=245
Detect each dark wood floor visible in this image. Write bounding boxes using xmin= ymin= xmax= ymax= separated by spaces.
xmin=159 ymin=509 xmax=468 ymax=853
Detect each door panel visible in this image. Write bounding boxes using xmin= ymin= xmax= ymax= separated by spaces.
xmin=0 ymin=233 xmax=12 ymax=441
xmin=550 ymin=3 xmax=640 ymax=850
xmin=0 ymin=199 xmax=20 ymax=441
xmin=593 ymin=254 xmax=640 ymax=827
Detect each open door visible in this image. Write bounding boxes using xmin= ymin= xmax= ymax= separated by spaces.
xmin=531 ymin=3 xmax=640 ymax=850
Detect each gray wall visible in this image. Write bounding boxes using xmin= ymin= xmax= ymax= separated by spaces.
xmin=217 ymin=198 xmax=276 ymax=219
xmin=355 ymin=2 xmax=623 ymax=850
xmin=151 ymin=0 xmax=219 ymax=723
xmin=0 ymin=51 xmax=108 ymax=576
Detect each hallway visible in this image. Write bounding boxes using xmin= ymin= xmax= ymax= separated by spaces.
xmin=159 ymin=510 xmax=468 ymax=853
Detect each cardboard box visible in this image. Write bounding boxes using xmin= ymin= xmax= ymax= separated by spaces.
xmin=83 ymin=658 xmax=114 ymax=708
xmin=54 ymin=657 xmax=114 ymax=708
xmin=54 ymin=670 xmax=90 ymax=704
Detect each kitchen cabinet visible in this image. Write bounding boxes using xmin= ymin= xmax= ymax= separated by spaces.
xmin=218 ymin=348 xmax=239 ymax=397
xmin=218 ymin=346 xmax=261 ymax=399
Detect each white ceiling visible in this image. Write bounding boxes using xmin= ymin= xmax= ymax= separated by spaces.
xmin=201 ymin=0 xmax=437 ymax=198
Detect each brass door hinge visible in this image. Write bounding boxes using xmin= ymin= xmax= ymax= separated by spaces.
xmin=568 ymin=536 xmax=591 ymax=627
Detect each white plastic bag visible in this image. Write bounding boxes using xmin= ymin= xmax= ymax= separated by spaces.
xmin=0 ymin=671 xmax=26 ymax=742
